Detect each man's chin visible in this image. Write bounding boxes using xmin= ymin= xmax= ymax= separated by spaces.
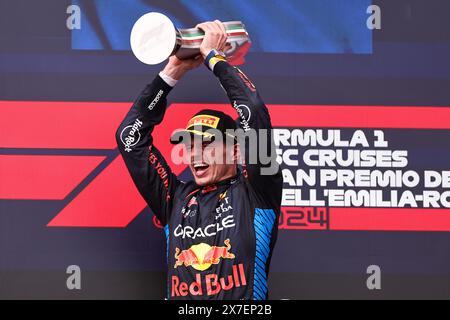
xmin=190 ymin=168 xmax=213 ymax=186
xmin=194 ymin=177 xmax=211 ymax=186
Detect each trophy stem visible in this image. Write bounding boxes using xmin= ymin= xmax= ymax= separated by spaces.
xmin=174 ymin=21 xmax=251 ymax=63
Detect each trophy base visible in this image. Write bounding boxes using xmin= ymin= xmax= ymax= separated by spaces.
xmin=130 ymin=12 xmax=177 ymax=65
xmin=175 ymin=47 xmax=202 ymax=60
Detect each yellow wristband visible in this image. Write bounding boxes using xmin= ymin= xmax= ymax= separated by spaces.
xmin=205 ymin=49 xmax=226 ymax=71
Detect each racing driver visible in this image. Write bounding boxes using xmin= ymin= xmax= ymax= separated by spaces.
xmin=116 ymin=20 xmax=282 ymax=300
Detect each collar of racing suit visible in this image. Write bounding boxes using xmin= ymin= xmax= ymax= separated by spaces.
xmin=197 ymin=170 xmax=240 ymax=194
xmin=180 ymin=171 xmax=239 ymax=220
xmin=182 ymin=170 xmax=240 ymax=217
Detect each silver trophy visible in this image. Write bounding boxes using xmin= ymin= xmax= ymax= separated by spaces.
xmin=130 ymin=12 xmax=251 ymax=65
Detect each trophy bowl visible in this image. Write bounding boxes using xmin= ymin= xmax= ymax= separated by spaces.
xmin=130 ymin=12 xmax=251 ymax=65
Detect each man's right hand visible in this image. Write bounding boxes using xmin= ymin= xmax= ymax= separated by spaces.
xmin=161 ymin=19 xmax=228 ymax=81
xmin=161 ymin=54 xmax=203 ymax=81
xmin=197 ymin=20 xmax=228 ymax=59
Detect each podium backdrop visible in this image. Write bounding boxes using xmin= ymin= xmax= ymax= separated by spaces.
xmin=1 ymin=0 xmax=450 ymax=299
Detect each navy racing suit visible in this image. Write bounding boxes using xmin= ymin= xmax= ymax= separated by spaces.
xmin=116 ymin=60 xmax=282 ymax=300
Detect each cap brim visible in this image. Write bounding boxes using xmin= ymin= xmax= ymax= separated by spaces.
xmin=169 ymin=129 xmax=215 ymax=145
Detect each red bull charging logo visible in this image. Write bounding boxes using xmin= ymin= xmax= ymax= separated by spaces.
xmin=174 ymin=238 xmax=235 ymax=271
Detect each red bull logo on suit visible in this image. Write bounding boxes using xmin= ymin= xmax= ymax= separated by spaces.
xmin=172 ymin=239 xmax=245 ymax=297
xmin=174 ymin=238 xmax=235 ymax=271
xmin=171 ymin=264 xmax=247 ymax=297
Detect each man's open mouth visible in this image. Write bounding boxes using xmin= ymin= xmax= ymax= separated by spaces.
xmin=192 ymin=162 xmax=210 ymax=176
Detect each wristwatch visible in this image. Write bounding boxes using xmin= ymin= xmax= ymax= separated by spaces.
xmin=204 ymin=49 xmax=227 ymax=71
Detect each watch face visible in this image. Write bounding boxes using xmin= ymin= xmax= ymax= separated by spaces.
xmin=209 ymin=49 xmax=225 ymax=58
xmin=214 ymin=49 xmax=225 ymax=57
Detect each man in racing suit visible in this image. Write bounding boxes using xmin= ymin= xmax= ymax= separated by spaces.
xmin=116 ymin=21 xmax=282 ymax=300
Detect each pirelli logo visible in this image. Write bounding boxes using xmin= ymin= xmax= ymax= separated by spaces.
xmin=186 ymin=115 xmax=220 ymax=129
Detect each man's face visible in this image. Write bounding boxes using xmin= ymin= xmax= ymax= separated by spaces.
xmin=186 ymin=138 xmax=238 ymax=186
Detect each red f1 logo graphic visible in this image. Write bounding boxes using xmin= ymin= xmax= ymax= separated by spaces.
xmin=2 ymin=101 xmax=450 ymax=230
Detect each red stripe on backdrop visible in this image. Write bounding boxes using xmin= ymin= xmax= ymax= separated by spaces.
xmin=0 ymin=101 xmax=131 ymax=149
xmin=0 ymin=155 xmax=105 ymax=200
xmin=2 ymin=102 xmax=450 ymax=152
xmin=2 ymin=101 xmax=450 ymax=227
xmin=330 ymin=208 xmax=450 ymax=231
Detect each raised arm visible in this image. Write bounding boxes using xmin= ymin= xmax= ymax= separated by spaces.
xmin=198 ymin=21 xmax=283 ymax=207
xmin=116 ymin=56 xmax=202 ymax=225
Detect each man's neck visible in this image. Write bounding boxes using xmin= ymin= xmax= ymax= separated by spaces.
xmin=208 ymin=169 xmax=239 ymax=187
